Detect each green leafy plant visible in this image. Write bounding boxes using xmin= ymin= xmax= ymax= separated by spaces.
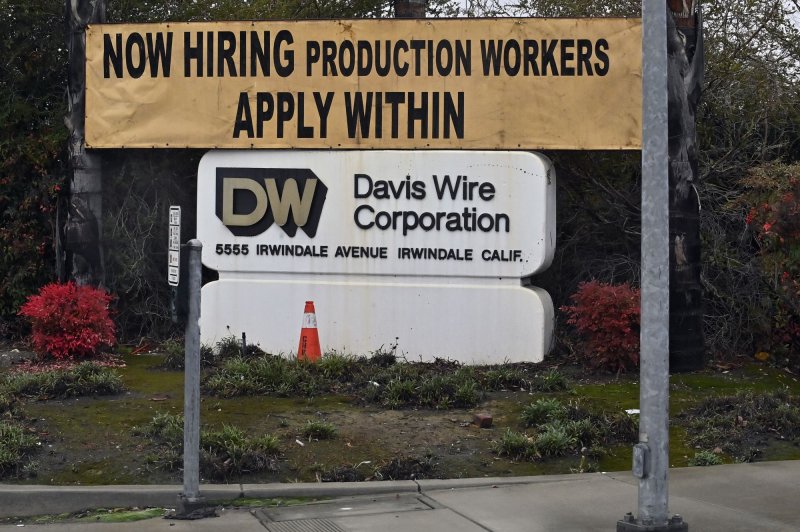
xmin=492 ymin=429 xmax=536 ymax=461
xmin=302 ymin=420 xmax=337 ymax=440
xmin=0 ymin=421 xmax=39 ymax=479
xmin=2 ymin=362 xmax=123 ymax=399
xmin=688 ymin=450 xmax=724 ymax=467
xmin=135 ymin=413 xmax=281 ymax=480
xmin=521 ymin=398 xmax=567 ymax=426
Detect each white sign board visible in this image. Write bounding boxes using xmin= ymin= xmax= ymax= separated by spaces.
xmin=168 ymin=206 xmax=181 ymax=286
xmin=197 ymin=150 xmax=555 ymax=278
xmin=198 ymin=150 xmax=555 ymax=364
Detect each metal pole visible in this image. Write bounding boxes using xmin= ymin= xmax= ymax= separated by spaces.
xmin=180 ymin=240 xmax=203 ymax=510
xmin=619 ymin=2 xmax=685 ymax=531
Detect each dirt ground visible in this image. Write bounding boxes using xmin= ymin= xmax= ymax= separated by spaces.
xmin=6 ymin=349 xmax=799 ymax=486
xmin=3 ymin=352 xmax=608 ymax=485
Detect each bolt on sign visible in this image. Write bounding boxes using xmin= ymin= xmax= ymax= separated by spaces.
xmin=85 ymin=18 xmax=641 ymax=150
xmin=197 ymin=150 xmax=555 ymax=364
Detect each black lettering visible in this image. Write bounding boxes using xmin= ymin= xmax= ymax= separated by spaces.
xmin=577 ymin=39 xmax=594 ymax=76
xmin=206 ymin=31 xmax=214 ymax=77
xmin=480 ymin=40 xmax=502 ymax=76
xmin=503 ymin=39 xmax=520 ymax=76
xmin=408 ymin=92 xmax=428 ymax=138
xmin=560 ymin=39 xmax=575 ymax=76
xmin=184 ymin=32 xmax=203 ymax=77
xmin=444 ymin=92 xmax=464 ymax=139
xmin=393 ymin=41 xmax=409 ymax=76
xmin=354 ymin=174 xmax=373 ymax=198
xmin=345 ymin=92 xmax=373 ymax=138
xmin=218 ymin=31 xmax=237 ymax=76
xmin=103 ymin=34 xmax=123 ymax=78
xmin=410 ymin=40 xmax=425 ymax=76
xmin=595 ymin=39 xmax=610 ymax=76
xmin=274 ymin=30 xmax=294 ymax=77
xmin=385 ymin=92 xmax=405 ymax=138
xmin=276 ymin=92 xmax=294 ymax=137
xmin=125 ymin=32 xmax=146 ymax=79
xmin=306 ymin=41 xmax=320 ymax=76
xmin=256 ymin=93 xmax=274 ymax=138
xmin=314 ymin=92 xmax=334 ymax=138
xmin=436 ymin=40 xmax=453 ymax=76
xmin=455 ymin=40 xmax=471 ymax=75
xmin=524 ymin=40 xmax=540 ymax=76
xmin=233 ymin=92 xmax=254 ymax=138
xmin=251 ymin=31 xmax=271 ymax=76
xmin=541 ymin=39 xmax=558 ymax=76
xmin=145 ymin=32 xmax=173 ymax=77
xmin=322 ymin=41 xmax=337 ymax=75
xmin=357 ymin=41 xmax=373 ymax=76
xmin=297 ymin=92 xmax=313 ymax=138
xmin=375 ymin=40 xmax=391 ymax=76
xmin=339 ymin=40 xmax=355 ymax=76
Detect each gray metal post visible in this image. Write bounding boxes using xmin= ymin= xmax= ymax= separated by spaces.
xmin=618 ymin=2 xmax=686 ymax=531
xmin=179 ymin=240 xmax=204 ymax=512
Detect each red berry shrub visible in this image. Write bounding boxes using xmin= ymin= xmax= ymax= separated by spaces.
xmin=561 ymin=281 xmax=640 ymax=373
xmin=18 ymin=282 xmax=116 ymax=360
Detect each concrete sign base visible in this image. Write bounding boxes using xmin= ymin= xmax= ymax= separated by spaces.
xmin=200 ymin=277 xmax=552 ymax=364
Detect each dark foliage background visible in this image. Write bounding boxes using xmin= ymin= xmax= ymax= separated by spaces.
xmin=2 ymin=0 xmax=799 ymax=364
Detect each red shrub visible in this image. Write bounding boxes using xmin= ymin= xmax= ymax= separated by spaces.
xmin=18 ymin=282 xmax=116 ymax=360
xmin=560 ymin=281 xmax=640 ymax=372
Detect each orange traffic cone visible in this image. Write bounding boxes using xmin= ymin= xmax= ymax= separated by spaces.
xmin=297 ymin=301 xmax=322 ymax=362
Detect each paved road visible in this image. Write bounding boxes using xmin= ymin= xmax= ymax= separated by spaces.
xmin=1 ymin=461 xmax=798 ymax=531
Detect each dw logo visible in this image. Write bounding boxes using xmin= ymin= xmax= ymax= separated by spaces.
xmin=215 ymin=168 xmax=327 ymax=237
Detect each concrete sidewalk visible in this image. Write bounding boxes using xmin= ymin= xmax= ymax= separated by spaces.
xmin=1 ymin=460 xmax=798 ymax=531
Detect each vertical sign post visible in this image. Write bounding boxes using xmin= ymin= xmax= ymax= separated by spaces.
xmin=618 ymin=2 xmax=686 ymax=531
xmin=178 ymin=239 xmax=204 ymax=515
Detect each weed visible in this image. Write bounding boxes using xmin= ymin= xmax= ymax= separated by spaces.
xmin=0 ymin=421 xmax=39 ymax=479
xmin=492 ymin=429 xmax=536 ymax=461
xmin=2 ymin=363 xmax=123 ymax=399
xmin=318 ymin=353 xmax=358 ymax=380
xmin=521 ymin=398 xmax=567 ymax=426
xmin=215 ymin=335 xmax=244 ymax=361
xmin=135 ymin=413 xmax=281 ymax=480
xmin=369 ymin=349 xmax=396 ymax=368
xmin=377 ymin=455 xmax=437 ymax=480
xmin=484 ymin=366 xmax=525 ymax=390
xmin=382 ymin=379 xmax=417 ymax=409
xmin=535 ymin=422 xmax=577 ymax=457
xmin=454 ymin=380 xmax=481 ymax=407
xmin=681 ymin=390 xmax=800 ymax=462
xmin=159 ymin=339 xmax=184 ymax=370
xmin=302 ymin=420 xmax=337 ymax=440
xmin=688 ymin=451 xmax=724 ymax=466
xmin=418 ymin=375 xmax=454 ymax=409
xmin=533 ymin=369 xmax=569 ymax=392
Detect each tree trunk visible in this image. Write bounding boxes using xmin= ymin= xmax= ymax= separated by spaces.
xmin=394 ymin=0 xmax=426 ymax=18
xmin=667 ymin=0 xmax=705 ymax=371
xmin=65 ymin=0 xmax=105 ymax=287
